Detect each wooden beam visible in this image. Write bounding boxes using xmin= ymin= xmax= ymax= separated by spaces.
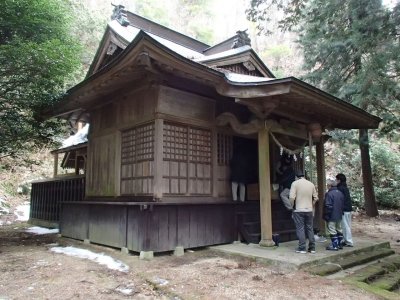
xmin=315 ymin=140 xmax=326 ymax=234
xmin=153 ymin=118 xmax=164 ymax=200
xmin=216 ymin=81 xmax=291 ymax=98
xmin=258 ymin=127 xmax=274 ymax=247
xmin=53 ymin=153 xmax=58 ymax=178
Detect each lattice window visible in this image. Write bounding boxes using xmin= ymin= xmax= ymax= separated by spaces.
xmin=163 ymin=122 xmax=212 ymax=195
xmin=189 ymin=127 xmax=212 ymax=164
xmin=163 ymin=123 xmax=188 ymax=161
xmin=121 ymin=123 xmax=154 ymax=195
xmin=217 ymin=133 xmax=233 ymax=166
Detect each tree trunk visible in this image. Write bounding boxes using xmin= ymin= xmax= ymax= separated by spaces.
xmin=359 ymin=129 xmax=378 ymax=217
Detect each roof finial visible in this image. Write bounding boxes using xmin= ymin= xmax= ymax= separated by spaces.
xmin=111 ymin=4 xmax=130 ymax=26
xmin=232 ymin=30 xmax=251 ymax=48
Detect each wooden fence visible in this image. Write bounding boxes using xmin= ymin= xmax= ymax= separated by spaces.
xmin=30 ymin=176 xmax=85 ymax=225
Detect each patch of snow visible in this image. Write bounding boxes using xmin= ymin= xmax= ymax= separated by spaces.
xmin=50 ymin=246 xmax=129 ymax=272
xmin=0 ymin=220 xmax=3 ymax=226
xmin=14 ymin=203 xmax=30 ymax=221
xmin=61 ymin=124 xmax=89 ymax=149
xmin=115 ymin=286 xmax=135 ymax=295
xmin=196 ymin=45 xmax=251 ymax=62
xmin=153 ymin=277 xmax=169 ymax=286
xmin=225 ymin=72 xmax=275 ymax=83
xmin=0 ymin=197 xmax=10 ymax=214
xmin=109 ymin=20 xmax=204 ymax=59
xmin=26 ymin=226 xmax=59 ymax=235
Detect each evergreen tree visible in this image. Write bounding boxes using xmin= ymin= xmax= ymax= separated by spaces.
xmin=0 ymin=0 xmax=81 ymax=160
xmin=247 ymin=0 xmax=400 ymax=216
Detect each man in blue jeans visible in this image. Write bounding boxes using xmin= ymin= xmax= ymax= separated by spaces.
xmin=289 ymin=171 xmax=318 ymax=254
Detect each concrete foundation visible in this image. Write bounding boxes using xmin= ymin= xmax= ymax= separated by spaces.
xmin=140 ymin=251 xmax=154 ymax=260
xmin=174 ymin=246 xmax=184 ymax=257
xmin=211 ymin=238 xmax=392 ymax=271
xmin=121 ymin=247 xmax=130 ymax=255
xmin=83 ymin=239 xmax=90 ymax=245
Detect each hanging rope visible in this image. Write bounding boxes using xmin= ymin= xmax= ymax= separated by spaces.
xmin=270 ymin=132 xmax=306 ymax=161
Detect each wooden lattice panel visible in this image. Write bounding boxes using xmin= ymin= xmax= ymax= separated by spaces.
xmin=217 ymin=133 xmax=233 ymax=166
xmin=163 ymin=122 xmax=212 ymax=195
xmin=121 ymin=123 xmax=154 ymax=195
xmin=163 ymin=123 xmax=188 ymax=161
xmin=217 ymin=133 xmax=233 ymax=197
xmin=189 ymin=127 xmax=211 ymax=163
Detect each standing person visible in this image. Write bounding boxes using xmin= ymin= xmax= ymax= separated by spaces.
xmin=336 ymin=173 xmax=354 ymax=247
xmin=230 ymin=145 xmax=247 ymax=202
xmin=323 ymin=179 xmax=345 ymax=251
xmin=276 ymin=155 xmax=296 ymax=211
xmin=289 ymin=171 xmax=318 ymax=254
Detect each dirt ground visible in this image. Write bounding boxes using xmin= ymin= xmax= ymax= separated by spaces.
xmin=0 ymin=210 xmax=399 ymax=300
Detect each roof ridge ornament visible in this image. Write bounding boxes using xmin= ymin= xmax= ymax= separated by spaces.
xmin=111 ymin=4 xmax=130 ymax=27
xmin=232 ymin=30 xmax=251 ymax=48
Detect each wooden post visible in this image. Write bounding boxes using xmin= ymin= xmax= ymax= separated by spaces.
xmin=115 ymin=131 xmax=122 ymax=196
xmin=308 ymin=133 xmax=314 ymax=183
xmin=153 ymin=118 xmax=164 ymax=200
xmin=315 ymin=139 xmax=326 ymax=234
xmin=212 ymin=129 xmax=218 ymax=198
xmin=258 ymin=127 xmax=274 ymax=247
xmin=53 ymin=153 xmax=58 ymax=178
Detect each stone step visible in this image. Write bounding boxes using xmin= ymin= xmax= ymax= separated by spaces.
xmin=369 ymin=270 xmax=400 ymax=291
xmin=342 ymin=254 xmax=400 ymax=299
xmin=347 ymin=255 xmax=400 ymax=282
xmin=306 ymin=248 xmax=395 ymax=276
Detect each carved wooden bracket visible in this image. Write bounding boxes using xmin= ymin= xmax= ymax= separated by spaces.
xmin=216 ymin=112 xmax=308 ymax=140
xmin=235 ymin=98 xmax=278 ymax=119
xmin=216 ymin=112 xmax=261 ymax=135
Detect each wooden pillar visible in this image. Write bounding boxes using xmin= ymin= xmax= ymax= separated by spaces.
xmin=258 ymin=127 xmax=274 ymax=247
xmin=212 ymin=129 xmax=218 ymax=198
xmin=315 ymin=140 xmax=326 ymax=233
xmin=53 ymin=153 xmax=58 ymax=178
xmin=153 ymin=118 xmax=164 ymax=200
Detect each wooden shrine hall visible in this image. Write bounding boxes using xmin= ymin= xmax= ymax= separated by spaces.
xmin=30 ymin=6 xmax=381 ymax=254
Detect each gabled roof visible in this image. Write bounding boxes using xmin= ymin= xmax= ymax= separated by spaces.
xmin=51 ymin=30 xmax=381 ymax=130
xmin=87 ymin=9 xmax=274 ymax=78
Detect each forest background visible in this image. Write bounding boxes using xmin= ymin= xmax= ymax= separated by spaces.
xmin=0 ymin=0 xmax=399 ymax=215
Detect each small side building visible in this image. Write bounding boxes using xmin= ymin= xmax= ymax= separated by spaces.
xmin=30 ymin=7 xmax=381 ymax=253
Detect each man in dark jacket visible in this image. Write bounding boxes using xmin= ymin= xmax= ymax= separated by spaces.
xmin=336 ymin=173 xmax=354 ymax=247
xmin=276 ymin=155 xmax=296 ymax=211
xmin=323 ymin=179 xmax=345 ymax=251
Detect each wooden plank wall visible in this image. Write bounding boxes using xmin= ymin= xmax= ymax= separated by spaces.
xmin=157 ymin=86 xmax=215 ymax=123
xmin=86 ymin=133 xmax=117 ymax=196
xmin=60 ymin=203 xmax=236 ymax=252
xmin=60 ymin=203 xmax=89 ymax=240
xmin=86 ymin=88 xmax=157 ymax=197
